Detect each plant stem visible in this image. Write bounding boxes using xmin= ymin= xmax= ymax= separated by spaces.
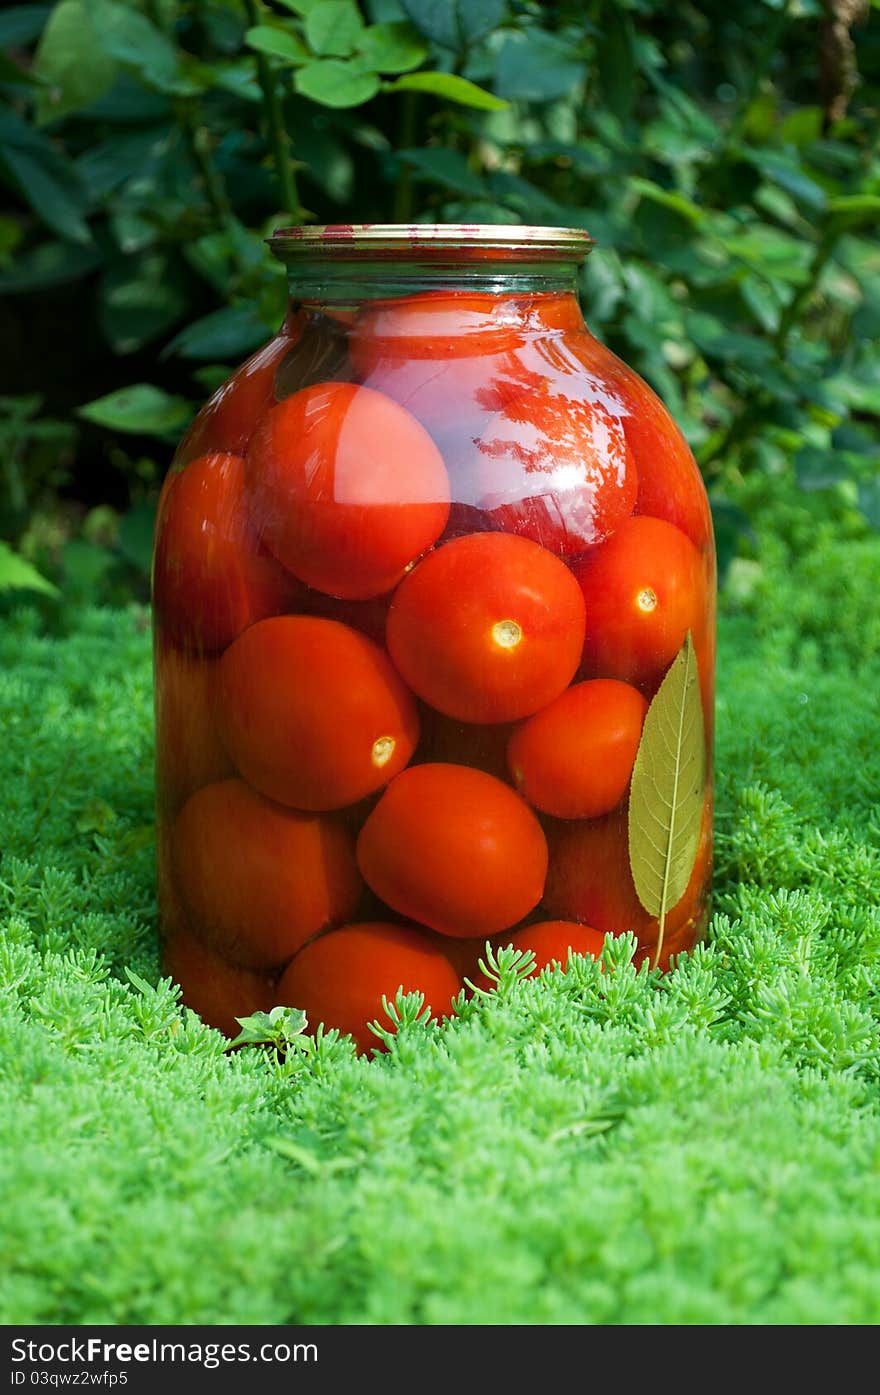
xmin=182 ymin=105 xmax=233 ymax=225
xmin=244 ymin=0 xmax=304 ymax=221
xmin=392 ymin=93 xmax=418 ymax=222
xmin=726 ymin=0 xmax=791 ymax=147
xmin=775 ymin=227 xmax=837 ymax=352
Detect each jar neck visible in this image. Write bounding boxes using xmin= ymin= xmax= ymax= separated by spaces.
xmin=284 ymin=257 xmax=581 ymax=307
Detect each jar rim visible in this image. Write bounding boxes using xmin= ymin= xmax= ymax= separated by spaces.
xmin=268 ymin=223 xmax=593 ymax=263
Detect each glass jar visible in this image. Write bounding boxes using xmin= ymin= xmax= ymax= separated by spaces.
xmin=153 ymin=224 xmax=715 ymax=1048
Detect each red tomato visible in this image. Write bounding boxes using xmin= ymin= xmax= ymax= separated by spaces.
xmin=178 ymin=330 xmax=293 ymax=462
xmin=349 ymin=293 xmax=579 ymax=504
xmin=357 ymin=763 xmax=548 ymax=938
xmin=566 ymin=331 xmax=713 ymax=550
xmin=152 ymin=452 xmax=298 ymax=655
xmin=491 ymin=921 xmax=605 ymax=977
xmin=172 ymin=778 xmax=362 ymax=968
xmin=572 ymin=516 xmax=704 ymax=686
xmin=217 ymin=615 xmax=419 ymax=812
xmin=153 ymin=637 xmax=233 ymax=814
xmin=348 ymin=292 xmax=527 ymax=429
xmin=386 ymin=532 xmax=586 ymax=723
xmin=507 ymin=680 xmax=647 ymax=819
xmin=455 ymin=920 xmax=605 ymax=989
xmin=542 ymin=800 xmax=712 ymax=960
xmin=162 ymin=932 xmax=276 ymax=1039
xmin=473 ymin=391 xmax=638 ymax=557
xmin=246 ymin=381 xmax=450 ymax=600
xmin=277 ymin=921 xmax=462 ymax=1054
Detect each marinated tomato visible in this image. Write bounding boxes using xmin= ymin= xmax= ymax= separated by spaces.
xmin=153 ymin=451 xmax=296 ymax=655
xmin=357 ymin=763 xmax=548 ymax=939
xmin=153 ymin=639 xmax=232 ymax=814
xmin=573 ymin=516 xmax=703 ymax=687
xmin=178 ymin=331 xmax=292 ymax=462
xmin=565 ymin=331 xmax=713 ymax=550
xmin=172 ymin=778 xmax=361 ymax=968
xmin=246 ymin=381 xmax=450 ymax=600
xmin=473 ymin=391 xmax=637 ymax=556
xmin=217 ymin=615 xmax=419 ymax=812
xmin=491 ymin=921 xmax=605 ymax=977
xmin=507 ymin=680 xmax=647 ymax=819
xmin=162 ymin=932 xmax=276 ymax=1039
xmin=277 ymin=921 xmax=461 ymax=1054
xmin=387 ymin=532 xmax=586 ymax=724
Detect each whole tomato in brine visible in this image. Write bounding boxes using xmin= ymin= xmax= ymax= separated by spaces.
xmin=387 ymin=532 xmax=586 ymax=724
xmin=153 ymin=451 xmax=298 ymax=655
xmin=507 ymin=680 xmax=647 ymax=820
xmin=472 ymin=391 xmax=638 ymax=557
xmin=178 ymin=329 xmax=294 ymax=462
xmin=357 ymin=763 xmax=548 ymax=939
xmin=573 ymin=516 xmax=704 ymax=688
xmin=153 ymin=638 xmax=232 ymax=814
xmin=277 ymin=921 xmax=462 ymax=1054
xmin=217 ymin=615 xmax=420 ymax=812
xmin=565 ymin=330 xmax=713 ymax=551
xmin=163 ymin=932 xmax=276 ymax=1039
xmin=172 ymin=778 xmax=362 ymax=969
xmin=246 ymin=381 xmax=450 ymax=600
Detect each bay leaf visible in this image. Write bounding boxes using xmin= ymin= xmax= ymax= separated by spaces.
xmin=628 ymin=633 xmax=706 ymax=967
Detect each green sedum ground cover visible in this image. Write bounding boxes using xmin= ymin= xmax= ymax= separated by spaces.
xmin=1 ymin=482 xmax=880 ymax=1326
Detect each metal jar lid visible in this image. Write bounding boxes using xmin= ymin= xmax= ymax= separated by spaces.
xmin=269 ymin=223 xmax=593 ymax=262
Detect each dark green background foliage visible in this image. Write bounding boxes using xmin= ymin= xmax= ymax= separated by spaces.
xmin=0 ymin=0 xmax=878 ymax=602
xmin=2 ymin=480 xmax=880 ymax=1323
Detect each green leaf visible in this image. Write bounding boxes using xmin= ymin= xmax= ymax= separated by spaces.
xmin=387 ymin=71 xmax=507 ymax=110
xmin=857 ymin=477 xmax=880 ymax=530
xmin=827 ymin=195 xmax=880 ymax=229
xmin=117 ymin=501 xmax=157 ymax=574
xmin=0 ymin=541 xmax=58 ymax=597
xmin=78 ymin=385 xmax=192 ymax=437
xmin=91 ymin=0 xmax=180 ymax=94
xmin=0 ymin=144 xmax=91 ymax=245
xmin=0 ymin=5 xmax=52 ymax=46
xmin=795 ymin=445 xmax=850 ymax=492
xmin=76 ymin=127 xmax=169 ymax=201
xmin=0 ymin=240 xmax=102 ymax=295
xmin=628 ymin=634 xmax=706 ymax=967
xmin=244 ymin=25 xmax=309 ymax=65
xmin=600 ymin=6 xmax=635 ymax=123
xmin=746 ymin=149 xmax=827 ymax=213
xmin=358 ymin=21 xmax=427 ymax=73
xmin=226 ymin=1005 xmax=308 ymax=1049
xmin=295 ymin=59 xmax=380 ymax=108
xmin=305 ymin=1 xmax=364 ymax=57
xmin=99 ymin=253 xmax=189 ymax=354
xmin=400 ymin=0 xmax=504 ymax=51
xmin=398 ymin=146 xmax=486 ymax=198
xmin=32 ymin=0 xmax=116 ymax=124
xmin=163 ymin=305 xmax=269 ymax=361
xmin=629 ymin=177 xmax=705 ymax=227
xmin=495 ymin=29 xmax=586 ymax=103
xmin=76 ymin=798 xmax=117 ymax=835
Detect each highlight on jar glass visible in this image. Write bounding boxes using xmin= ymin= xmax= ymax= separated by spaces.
xmin=152 ymin=224 xmax=716 ymax=1048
